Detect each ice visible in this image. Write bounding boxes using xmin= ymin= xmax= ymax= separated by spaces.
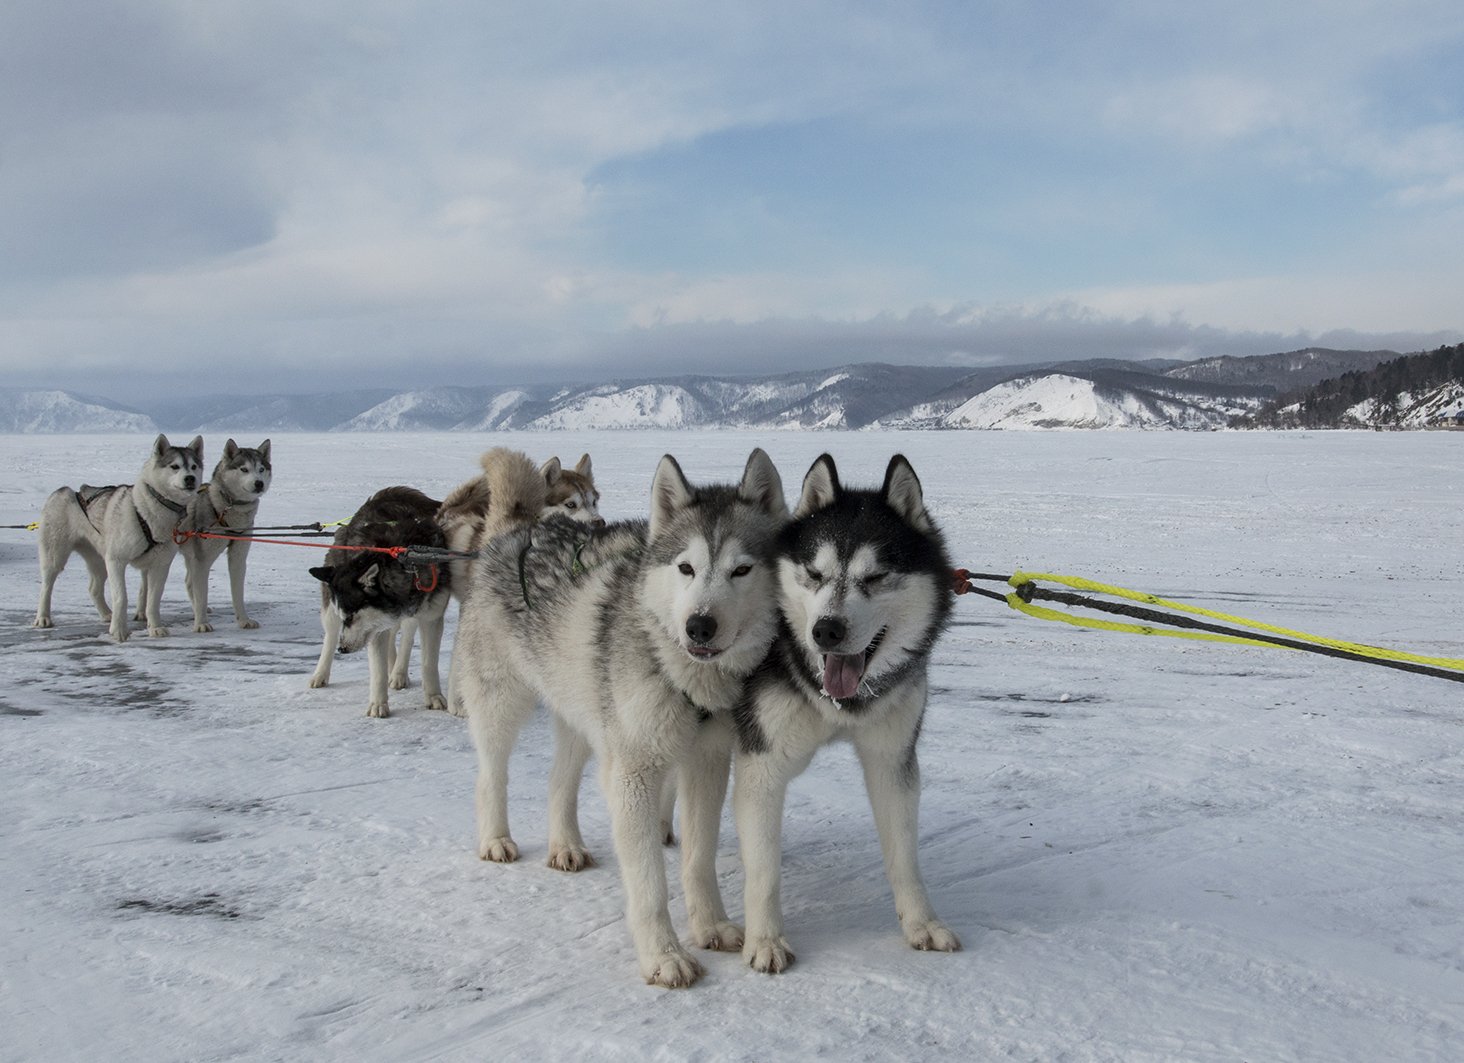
xmin=2 ymin=429 xmax=1462 ymax=1061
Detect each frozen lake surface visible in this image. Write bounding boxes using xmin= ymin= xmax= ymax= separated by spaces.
xmin=2 ymin=430 xmax=1462 ymax=1061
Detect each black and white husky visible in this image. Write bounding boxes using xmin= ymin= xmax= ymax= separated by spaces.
xmin=729 ymin=453 xmax=960 ymax=972
xmin=451 ymin=449 xmax=787 ymax=988
xmin=33 ymin=434 xmax=204 ymax=642
xmin=137 ymin=438 xmax=272 ymax=633
xmin=308 ymin=487 xmax=450 ymax=718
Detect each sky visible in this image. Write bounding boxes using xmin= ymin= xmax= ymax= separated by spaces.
xmin=3 ymin=1 xmax=1463 ymax=404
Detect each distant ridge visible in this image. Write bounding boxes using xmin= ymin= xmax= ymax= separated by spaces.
xmin=2 ymin=347 xmax=1433 ymax=433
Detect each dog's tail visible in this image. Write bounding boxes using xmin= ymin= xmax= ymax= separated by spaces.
xmin=479 ymin=447 xmax=549 ymax=540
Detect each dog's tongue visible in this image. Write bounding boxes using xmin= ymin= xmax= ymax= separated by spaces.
xmin=822 ymin=652 xmax=866 ymax=700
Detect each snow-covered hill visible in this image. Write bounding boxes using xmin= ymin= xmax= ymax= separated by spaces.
xmin=0 ymin=389 xmax=156 ymax=433
xmin=935 ymin=374 xmax=1261 ymax=430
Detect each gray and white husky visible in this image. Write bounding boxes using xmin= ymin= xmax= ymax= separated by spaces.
xmin=137 ymin=438 xmax=272 ymax=632
xmin=452 ymin=448 xmax=787 ymax=988
xmin=308 ymin=486 xmax=450 ymax=718
xmin=33 ymin=434 xmax=204 ymax=642
xmin=728 ymin=453 xmax=960 ymax=973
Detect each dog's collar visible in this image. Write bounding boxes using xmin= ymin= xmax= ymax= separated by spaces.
xmin=145 ymin=484 xmax=189 ymax=517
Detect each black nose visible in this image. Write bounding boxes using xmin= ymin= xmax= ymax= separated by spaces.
xmin=184 ymin=475 xmax=197 ymax=489
xmin=591 ymin=517 xmax=606 ymax=529
xmin=685 ymin=613 xmax=718 ymax=645
xmin=253 ymin=480 xmax=265 ymax=493
xmin=812 ymin=616 xmax=847 ymax=650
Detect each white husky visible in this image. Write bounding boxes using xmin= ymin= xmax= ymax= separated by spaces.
xmin=33 ymin=434 xmax=204 ymax=642
xmin=451 ymin=449 xmax=787 ymax=987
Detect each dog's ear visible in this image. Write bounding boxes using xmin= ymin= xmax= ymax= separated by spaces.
xmin=649 ymin=454 xmax=694 ymax=539
xmin=223 ymin=439 xmax=239 ymax=460
xmin=575 ymin=453 xmax=592 ymax=478
xmin=187 ymin=435 xmax=204 ymax=465
xmin=738 ymin=448 xmax=787 ymax=520
xmin=795 ymin=454 xmax=840 ymax=518
xmin=881 ymin=454 xmax=933 ymax=533
xmin=358 ymin=563 xmax=380 ymax=592
xmin=308 ymin=566 xmax=333 ymax=584
xmin=539 ymin=457 xmax=563 ymax=486
xmin=258 ymin=439 xmax=271 ymax=463
xmin=153 ymin=433 xmax=170 ymax=458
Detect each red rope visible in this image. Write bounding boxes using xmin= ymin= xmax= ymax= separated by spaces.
xmin=173 ymin=527 xmax=407 ymax=559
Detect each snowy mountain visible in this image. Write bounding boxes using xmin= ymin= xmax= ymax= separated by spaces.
xmin=10 ymin=346 xmax=1448 ymax=433
xmin=0 ymin=389 xmax=156 ymax=433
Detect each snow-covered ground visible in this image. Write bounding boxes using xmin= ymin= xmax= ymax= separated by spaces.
xmin=3 ymin=430 xmax=1462 ymax=1062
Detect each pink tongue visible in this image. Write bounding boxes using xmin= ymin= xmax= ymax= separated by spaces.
xmin=822 ymin=652 xmax=866 ymax=700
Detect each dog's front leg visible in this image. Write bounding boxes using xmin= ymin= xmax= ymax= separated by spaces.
xmin=226 ymin=541 xmax=257 ymax=628
xmin=733 ymin=752 xmax=799 ymax=973
xmin=105 ymin=556 xmax=131 ymax=642
xmin=417 ymin=610 xmax=447 ymax=711
xmin=546 ymin=715 xmax=594 ymax=871
xmin=603 ymin=756 xmax=703 ymax=988
xmin=185 ymin=552 xmax=213 ymax=632
xmin=142 ymin=558 xmax=170 ymax=637
xmin=679 ymin=715 xmax=742 ymax=952
xmin=365 ymin=627 xmax=393 ymax=717
xmin=308 ymin=602 xmax=340 ymax=688
xmin=132 ymin=569 xmax=149 ymax=622
xmin=853 ymin=715 xmax=960 ymax=954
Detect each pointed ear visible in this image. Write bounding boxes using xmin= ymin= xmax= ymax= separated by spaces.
xmin=258 ymin=439 xmax=271 ymax=462
xmin=737 ymin=448 xmax=787 ymax=520
xmin=539 ymin=456 xmax=563 ymax=486
xmin=882 ymin=454 xmax=933 ymax=532
xmin=153 ymin=433 xmax=170 ymax=458
xmin=795 ymin=454 xmax=840 ymax=518
xmin=223 ymin=439 xmax=239 ymax=459
xmin=649 ymin=454 xmax=694 ymax=540
xmin=575 ymin=453 xmax=592 ymax=478
xmin=188 ymin=435 xmax=204 ymax=463
xmin=358 ymin=562 xmax=380 ymax=592
xmin=308 ymin=566 xmax=333 ymax=584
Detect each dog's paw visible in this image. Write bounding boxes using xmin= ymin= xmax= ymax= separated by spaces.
xmin=307 ymin=673 xmax=329 ymax=689
xmin=147 ymin=625 xmax=169 ymax=638
xmin=366 ymin=700 xmax=390 ymax=719
xmin=743 ymin=936 xmax=795 ymax=974
xmin=111 ymin=625 xmax=131 ymax=643
xmin=194 ymin=621 xmax=214 ymax=633
xmin=546 ymin=843 xmax=595 ymax=872
xmin=479 ymin=837 xmax=520 ymax=863
xmin=642 ymin=948 xmax=704 ymax=989
xmin=237 ymin=617 xmax=259 ymax=630
xmin=691 ymin=920 xmax=745 ymax=952
xmin=132 ymin=609 xmax=147 ymax=622
xmin=32 ymin=616 xmax=53 ymax=629
xmin=446 ymin=699 xmax=467 ymax=718
xmin=424 ymin=693 xmax=448 ymax=712
xmin=389 ymin=672 xmax=410 ymax=691
xmin=904 ymin=919 xmax=961 ymax=953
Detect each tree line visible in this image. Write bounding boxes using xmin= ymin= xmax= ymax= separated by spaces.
xmin=1232 ymin=343 xmax=1464 ymax=428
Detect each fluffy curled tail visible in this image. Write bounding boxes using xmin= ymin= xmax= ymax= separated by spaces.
xmin=479 ymin=447 xmax=549 ymax=539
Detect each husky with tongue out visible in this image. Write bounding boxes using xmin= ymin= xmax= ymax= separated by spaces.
xmin=728 ymin=452 xmax=959 ymax=974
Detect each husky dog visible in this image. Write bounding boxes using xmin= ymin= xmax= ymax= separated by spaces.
xmin=307 ymin=487 xmax=449 ymax=718
xmin=137 ymin=439 xmax=272 ymax=633
xmin=391 ymin=452 xmax=604 ymax=700
xmin=729 ymin=454 xmax=960 ymax=973
xmin=33 ymin=434 xmax=204 ymax=642
xmin=452 ymin=449 xmax=787 ymax=988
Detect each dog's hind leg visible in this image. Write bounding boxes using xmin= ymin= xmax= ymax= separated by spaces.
xmin=132 ymin=569 xmax=149 ymax=622
xmin=141 ymin=560 xmax=171 ymax=637
xmin=546 ymin=715 xmax=595 ymax=871
xmin=853 ymin=719 xmax=960 ymax=954
xmin=417 ymin=610 xmax=448 ymax=711
xmin=186 ymin=553 xmax=213 ymax=633
xmin=389 ymin=621 xmax=413 ymax=689
xmin=104 ymin=555 xmax=131 ymax=643
xmin=679 ymin=715 xmax=742 ymax=952
xmin=79 ymin=544 xmax=110 ymax=623
xmin=309 ymin=599 xmax=340 ymax=688
xmin=460 ymin=667 xmax=537 ymax=863
xmin=366 ymin=627 xmax=393 ymax=717
xmin=33 ymin=536 xmax=68 ymax=629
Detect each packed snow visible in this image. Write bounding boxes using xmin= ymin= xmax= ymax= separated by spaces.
xmin=3 ymin=430 xmax=1463 ymax=1062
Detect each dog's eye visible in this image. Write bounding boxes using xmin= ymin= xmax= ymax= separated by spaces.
xmin=564 ymin=500 xmax=578 ymax=510
xmin=804 ymin=566 xmax=823 ymax=583
xmin=731 ymin=564 xmax=753 ymax=578
xmin=678 ymin=562 xmax=695 ymax=577
xmin=863 ymin=573 xmax=887 ymax=589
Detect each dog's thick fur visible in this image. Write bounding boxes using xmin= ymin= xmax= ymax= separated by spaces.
xmin=33 ymin=434 xmax=204 ymax=642
xmin=136 ymin=438 xmax=272 ymax=632
xmin=307 ymin=486 xmax=449 ymax=718
xmin=452 ymin=449 xmax=787 ymax=987
xmin=728 ymin=454 xmax=960 ymax=972
xmin=391 ymin=452 xmax=603 ymax=701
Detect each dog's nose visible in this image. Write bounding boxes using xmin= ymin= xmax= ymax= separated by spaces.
xmin=184 ymin=475 xmax=197 ymax=489
xmin=685 ymin=613 xmax=718 ymax=646
xmin=591 ymin=517 xmax=606 ymax=529
xmin=253 ymin=480 xmax=265 ymax=494
xmin=812 ymin=616 xmax=847 ymax=650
